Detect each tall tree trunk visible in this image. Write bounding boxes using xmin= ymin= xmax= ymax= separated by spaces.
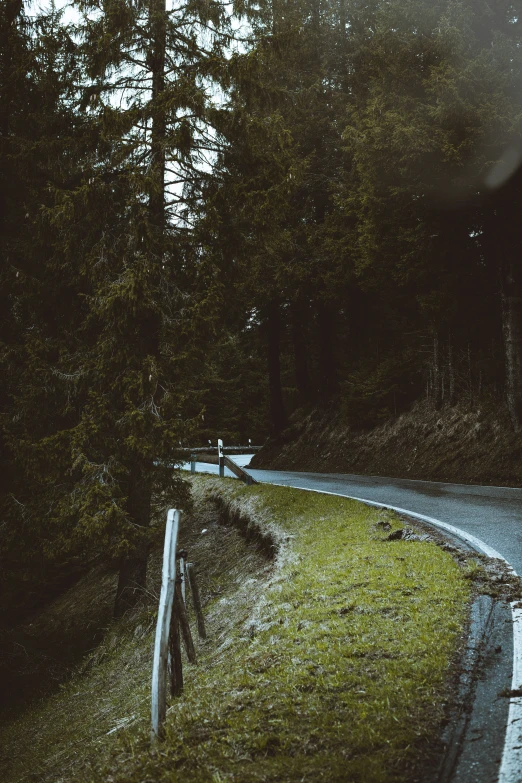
xmin=272 ymin=0 xmax=279 ymax=37
xmin=0 ymin=1 xmax=23 ymax=508
xmin=115 ymin=0 xmax=166 ymax=616
xmin=447 ymin=334 xmax=456 ymax=407
xmin=432 ymin=331 xmax=442 ymax=410
xmin=0 ymin=0 xmax=21 ymax=233
xmin=500 ymin=252 xmax=522 ymax=431
xmin=339 ymin=0 xmax=346 ymax=42
xmin=114 ymin=466 xmax=153 ymax=617
xmin=311 ymin=0 xmax=320 ymax=35
xmin=149 ymin=0 xmax=166 ymax=234
xmin=291 ymin=296 xmax=310 ymax=405
xmin=0 ymin=0 xmax=22 ymax=138
xmin=267 ymin=300 xmax=286 ymax=436
xmin=317 ymin=302 xmax=335 ymax=396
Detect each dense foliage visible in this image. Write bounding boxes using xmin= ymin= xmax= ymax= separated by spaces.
xmin=1 ymin=0 xmax=522 ymax=613
xmin=207 ymin=0 xmax=522 ymax=435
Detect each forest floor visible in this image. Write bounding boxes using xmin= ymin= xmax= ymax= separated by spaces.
xmin=251 ymin=398 xmax=522 ymax=486
xmin=0 ymin=476 xmax=477 ymax=783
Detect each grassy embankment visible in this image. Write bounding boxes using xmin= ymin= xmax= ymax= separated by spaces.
xmin=0 ymin=476 xmax=471 ymax=783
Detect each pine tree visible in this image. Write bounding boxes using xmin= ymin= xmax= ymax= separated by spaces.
xmin=1 ymin=0 xmax=231 ymax=617
xmin=202 ymin=0 xmax=352 ymax=431
xmin=336 ymin=0 xmax=522 ymax=422
xmin=65 ymin=0 xmax=229 ymax=614
xmin=0 ymin=1 xmax=90 ymax=616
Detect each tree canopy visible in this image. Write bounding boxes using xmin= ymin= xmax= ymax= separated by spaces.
xmin=2 ymin=0 xmax=522 ymax=615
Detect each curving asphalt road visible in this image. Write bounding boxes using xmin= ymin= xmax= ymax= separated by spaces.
xmin=193 ymin=459 xmax=522 ymax=571
xmin=190 ymin=458 xmax=522 ymax=782
xmin=247 ymin=468 xmax=522 ymax=575
xmin=248 ymin=467 xmax=522 ymax=783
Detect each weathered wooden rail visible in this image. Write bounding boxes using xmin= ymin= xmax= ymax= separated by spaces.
xmin=151 ymin=509 xmax=179 ymax=742
xmin=183 ymin=446 xmax=262 ymax=453
xmin=151 ymin=509 xmax=206 ymax=742
xmin=152 ymin=439 xmax=256 ymax=738
xmin=188 ymin=438 xmax=257 ymax=485
xmin=190 ymin=452 xmax=256 ymax=485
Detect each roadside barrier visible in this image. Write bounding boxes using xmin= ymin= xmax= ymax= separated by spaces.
xmin=182 ymin=442 xmax=261 ymax=454
xmin=151 ymin=509 xmax=205 ymax=742
xmin=189 ymin=439 xmax=257 ymax=485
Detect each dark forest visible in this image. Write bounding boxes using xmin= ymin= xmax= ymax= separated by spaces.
xmin=2 ymin=0 xmax=522 ymax=613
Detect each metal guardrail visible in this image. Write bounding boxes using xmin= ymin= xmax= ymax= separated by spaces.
xmin=151 ymin=509 xmax=179 ymax=742
xmin=151 ymin=510 xmax=206 ymax=742
xmin=190 ymin=453 xmax=256 ymax=485
xmin=181 ymin=445 xmax=262 ymax=454
xmin=189 ymin=439 xmax=257 ymax=485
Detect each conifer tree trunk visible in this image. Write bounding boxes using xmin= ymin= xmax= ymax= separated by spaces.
xmin=0 ymin=0 xmax=23 ymax=507
xmin=114 ymin=0 xmax=166 ymax=617
xmin=447 ymin=335 xmax=456 ymax=407
xmin=339 ymin=0 xmax=346 ymax=42
xmin=0 ymin=0 xmax=22 ymax=221
xmin=0 ymin=0 xmax=22 ymax=138
xmin=114 ymin=467 xmax=152 ymax=617
xmin=272 ymin=0 xmax=279 ymax=37
xmin=291 ymin=296 xmax=310 ymax=405
xmin=432 ymin=332 xmax=442 ymax=410
xmin=149 ymin=0 xmax=166 ymax=236
xmin=266 ymin=300 xmax=286 ymax=435
xmin=317 ymin=302 xmax=335 ymax=396
xmin=500 ymin=252 xmax=522 ymax=431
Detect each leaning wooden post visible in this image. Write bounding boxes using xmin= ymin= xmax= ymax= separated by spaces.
xmin=178 ymin=549 xmax=187 ymax=603
xmin=151 ymin=508 xmax=180 ymax=743
xmin=169 ymin=601 xmax=183 ymax=697
xmin=175 ymin=577 xmax=197 ymax=663
xmin=187 ymin=562 xmax=206 ymax=640
xmin=218 ymin=438 xmax=224 ymax=478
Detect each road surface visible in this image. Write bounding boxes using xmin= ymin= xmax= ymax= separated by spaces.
xmin=194 ymin=458 xmax=522 ymax=574
xmin=249 ymin=468 xmax=522 ymax=570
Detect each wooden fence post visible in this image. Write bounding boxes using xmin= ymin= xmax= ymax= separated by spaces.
xmin=218 ymin=438 xmax=224 ymax=477
xmin=178 ymin=549 xmax=187 ymax=603
xmin=187 ymin=562 xmax=206 ymax=640
xmin=175 ymin=578 xmax=197 ymax=663
xmin=151 ymin=508 xmax=180 ymax=742
xmin=169 ymin=600 xmax=183 ymax=697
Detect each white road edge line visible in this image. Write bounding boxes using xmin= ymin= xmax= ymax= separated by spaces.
xmin=268 ymin=481 xmax=522 ymax=783
xmin=269 ymin=470 xmax=522 ymax=493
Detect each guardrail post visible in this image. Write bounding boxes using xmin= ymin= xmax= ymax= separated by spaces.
xmin=178 ymin=549 xmax=187 ymax=603
xmin=190 ymin=454 xmax=196 ymax=474
xmin=218 ymin=438 xmax=224 ymax=478
xmin=169 ymin=602 xmax=183 ymax=697
xmin=175 ymin=577 xmax=197 ymax=663
xmin=151 ymin=508 xmax=180 ymax=742
xmin=187 ymin=562 xmax=206 ymax=640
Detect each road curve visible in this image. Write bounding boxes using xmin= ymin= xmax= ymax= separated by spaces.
xmin=247 ymin=468 xmax=522 ymax=575
xmin=189 ymin=460 xmax=522 ymax=781
xmin=246 ymin=467 xmax=522 ymax=783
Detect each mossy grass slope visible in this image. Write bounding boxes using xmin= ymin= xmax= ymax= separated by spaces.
xmin=0 ymin=476 xmax=470 ymax=783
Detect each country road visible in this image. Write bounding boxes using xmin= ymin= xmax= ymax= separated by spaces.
xmin=190 ymin=458 xmax=522 ymax=574
xmin=250 ymin=468 xmax=522 ymax=572
xmin=188 ymin=457 xmax=522 ymax=783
